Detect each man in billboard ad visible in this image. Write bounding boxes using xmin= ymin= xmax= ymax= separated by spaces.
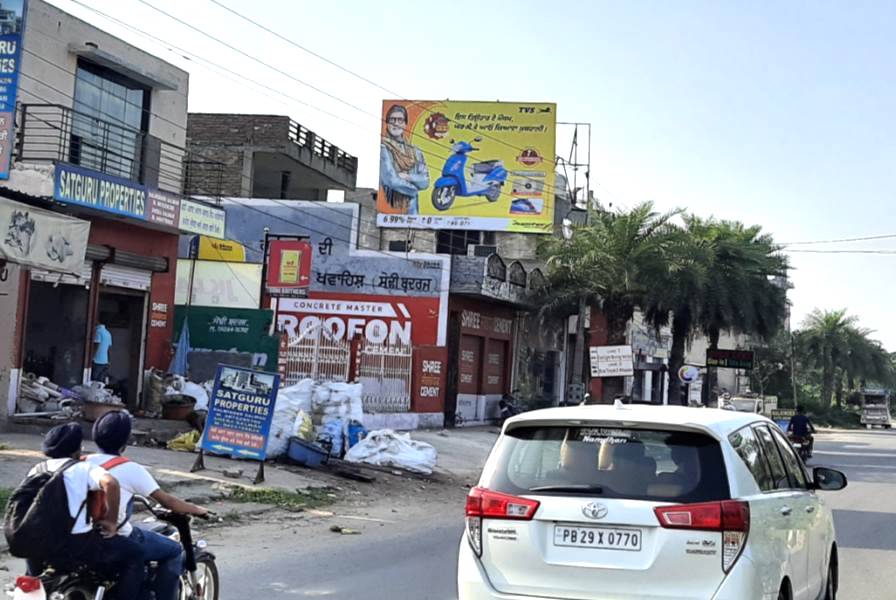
xmin=380 ymin=103 xmax=430 ymax=215
xmin=376 ymin=100 xmax=557 ymax=233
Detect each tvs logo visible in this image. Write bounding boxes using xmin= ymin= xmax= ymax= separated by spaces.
xmin=424 ymin=112 xmax=450 ymax=139
xmin=582 ymin=502 xmax=608 ymax=520
xmin=517 ymin=147 xmax=543 ymax=167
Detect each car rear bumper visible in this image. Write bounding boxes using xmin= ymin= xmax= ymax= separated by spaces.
xmin=458 ymin=540 xmax=769 ymax=600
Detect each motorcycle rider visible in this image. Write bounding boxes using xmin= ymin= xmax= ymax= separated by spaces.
xmin=85 ymin=411 xmax=208 ymax=600
xmin=788 ymin=405 xmax=817 ymax=457
xmin=24 ymin=423 xmax=144 ymax=600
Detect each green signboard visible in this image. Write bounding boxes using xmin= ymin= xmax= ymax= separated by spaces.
xmin=173 ymin=306 xmax=279 ymax=370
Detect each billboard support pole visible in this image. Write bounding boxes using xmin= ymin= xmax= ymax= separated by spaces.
xmin=259 ymin=228 xmax=270 ymax=310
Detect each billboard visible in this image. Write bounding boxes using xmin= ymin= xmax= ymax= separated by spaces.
xmin=377 ymin=100 xmax=557 ymax=233
xmin=0 ymin=0 xmax=25 ymax=179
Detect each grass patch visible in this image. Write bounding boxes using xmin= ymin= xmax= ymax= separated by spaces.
xmin=227 ymin=486 xmax=336 ymax=511
xmin=0 ymin=442 xmax=9 ymax=450
xmin=0 ymin=487 xmax=12 ymax=510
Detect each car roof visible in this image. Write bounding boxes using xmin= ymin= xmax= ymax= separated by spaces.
xmin=504 ymin=404 xmax=771 ymax=438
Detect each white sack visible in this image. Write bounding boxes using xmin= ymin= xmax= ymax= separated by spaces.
xmin=344 ymin=429 xmax=438 ymax=475
xmin=265 ymin=379 xmax=315 ymax=458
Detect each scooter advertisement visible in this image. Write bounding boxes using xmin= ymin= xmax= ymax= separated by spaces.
xmin=377 ymin=100 xmax=557 ymax=233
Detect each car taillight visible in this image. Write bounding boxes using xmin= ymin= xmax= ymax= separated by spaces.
xmin=655 ymin=500 xmax=750 ymax=573
xmin=15 ymin=576 xmax=42 ymax=593
xmin=465 ymin=487 xmax=540 ymax=557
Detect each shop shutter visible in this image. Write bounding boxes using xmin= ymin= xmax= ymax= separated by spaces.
xmin=30 ymin=261 xmax=93 ymax=287
xmin=99 ymin=264 xmax=152 ymax=291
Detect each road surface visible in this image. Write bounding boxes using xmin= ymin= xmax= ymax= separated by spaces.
xmin=215 ymin=429 xmax=896 ymax=600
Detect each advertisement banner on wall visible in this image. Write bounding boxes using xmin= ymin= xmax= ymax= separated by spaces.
xmin=412 ymin=346 xmax=447 ymax=413
xmin=173 ymin=306 xmax=279 ymax=370
xmin=277 ymin=293 xmax=446 ymax=347
xmin=175 ymin=259 xmax=261 ymax=308
xmin=180 ymin=199 xmax=226 ymax=239
xmin=201 ymin=365 xmax=280 ymax=460
xmin=0 ymin=196 xmax=89 ymax=274
xmin=0 ymin=0 xmax=26 ymax=179
xmin=377 ymin=100 xmax=557 ymax=233
xmin=265 ymin=238 xmax=313 ymax=297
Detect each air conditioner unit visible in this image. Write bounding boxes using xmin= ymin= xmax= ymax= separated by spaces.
xmin=470 ymin=244 xmax=498 ymax=257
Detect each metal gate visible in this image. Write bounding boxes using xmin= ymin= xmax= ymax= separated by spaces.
xmin=356 ymin=341 xmax=413 ymax=412
xmin=281 ymin=326 xmax=351 ymax=386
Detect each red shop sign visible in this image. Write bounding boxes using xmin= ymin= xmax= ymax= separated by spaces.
xmin=266 ymin=239 xmax=313 ymax=297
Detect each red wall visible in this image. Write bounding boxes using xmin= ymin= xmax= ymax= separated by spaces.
xmin=88 ymin=218 xmax=178 ymax=371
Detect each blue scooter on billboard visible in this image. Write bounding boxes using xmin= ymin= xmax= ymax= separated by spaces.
xmin=431 ymin=137 xmax=508 ymax=211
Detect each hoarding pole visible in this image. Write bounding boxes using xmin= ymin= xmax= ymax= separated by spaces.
xmin=259 ymin=227 xmax=270 ymax=310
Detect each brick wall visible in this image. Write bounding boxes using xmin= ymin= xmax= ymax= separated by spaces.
xmin=186 ymin=114 xmax=292 ymax=197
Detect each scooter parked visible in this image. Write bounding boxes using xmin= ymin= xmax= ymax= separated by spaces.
xmin=431 ymin=137 xmax=508 ymax=211
xmin=5 ymin=497 xmax=218 ymax=600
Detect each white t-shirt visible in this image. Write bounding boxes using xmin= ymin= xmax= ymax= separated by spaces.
xmin=84 ymin=454 xmax=160 ymax=536
xmin=26 ymin=459 xmax=106 ymax=535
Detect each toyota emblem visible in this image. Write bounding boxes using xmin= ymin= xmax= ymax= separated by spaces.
xmin=582 ymin=502 xmax=608 ymax=520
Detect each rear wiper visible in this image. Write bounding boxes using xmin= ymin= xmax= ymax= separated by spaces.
xmin=529 ymin=484 xmax=604 ymax=494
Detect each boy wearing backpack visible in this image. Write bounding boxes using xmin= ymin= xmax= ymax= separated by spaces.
xmin=3 ymin=422 xmax=144 ymax=600
xmin=86 ymin=410 xmax=208 ymax=600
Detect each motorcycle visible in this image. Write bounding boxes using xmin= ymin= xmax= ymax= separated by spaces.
xmin=5 ymin=497 xmax=218 ymax=600
xmin=789 ymin=432 xmax=813 ymax=461
xmin=431 ymin=137 xmax=508 ymax=211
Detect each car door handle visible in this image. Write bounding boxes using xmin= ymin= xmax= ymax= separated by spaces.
xmin=780 ymin=506 xmax=793 ymax=516
xmin=805 ymin=506 xmax=816 ymax=514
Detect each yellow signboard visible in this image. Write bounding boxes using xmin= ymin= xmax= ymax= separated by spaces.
xmin=377 ymin=100 xmax=557 ymax=233
xmin=190 ymin=236 xmax=247 ymax=262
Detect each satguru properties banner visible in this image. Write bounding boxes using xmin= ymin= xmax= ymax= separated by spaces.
xmin=377 ymin=100 xmax=557 ymax=233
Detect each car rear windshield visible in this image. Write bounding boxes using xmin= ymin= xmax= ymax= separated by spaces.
xmin=481 ymin=425 xmax=730 ymax=503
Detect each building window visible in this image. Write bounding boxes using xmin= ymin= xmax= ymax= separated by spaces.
xmin=437 ymin=230 xmax=484 ymax=255
xmin=71 ymin=60 xmax=151 ymax=180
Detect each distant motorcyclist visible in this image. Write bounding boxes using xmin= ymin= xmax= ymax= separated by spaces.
xmin=85 ymin=411 xmax=208 ymax=600
xmin=788 ymin=405 xmax=817 ymax=457
xmin=10 ymin=423 xmax=143 ymax=600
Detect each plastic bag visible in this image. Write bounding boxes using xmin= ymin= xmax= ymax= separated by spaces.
xmin=317 ymin=419 xmax=344 ymax=457
xmin=181 ymin=381 xmax=209 ymax=412
xmin=344 ymin=429 xmax=438 ymax=474
xmin=265 ymin=379 xmax=315 ymax=458
xmin=293 ymin=410 xmax=315 ymax=442
xmin=167 ymin=430 xmax=200 ymax=452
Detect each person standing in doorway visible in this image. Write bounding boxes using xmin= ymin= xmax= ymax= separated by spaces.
xmin=92 ymin=322 xmax=112 ymax=384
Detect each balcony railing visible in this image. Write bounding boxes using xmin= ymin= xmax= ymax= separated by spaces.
xmin=16 ymin=103 xmax=195 ymax=194
xmin=288 ymin=119 xmax=358 ymax=174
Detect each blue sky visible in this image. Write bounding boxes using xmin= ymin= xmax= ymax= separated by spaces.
xmin=52 ymin=0 xmax=896 ymax=346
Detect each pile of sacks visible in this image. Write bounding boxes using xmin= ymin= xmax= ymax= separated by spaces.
xmin=264 ymin=379 xmax=365 ymax=460
xmin=164 ymin=375 xmax=210 ymax=412
xmin=344 ymin=430 xmax=438 ymax=475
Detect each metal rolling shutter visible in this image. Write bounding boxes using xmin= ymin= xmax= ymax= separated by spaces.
xmin=99 ymin=264 xmax=152 ymax=291
xmin=30 ymin=261 xmax=94 ymax=287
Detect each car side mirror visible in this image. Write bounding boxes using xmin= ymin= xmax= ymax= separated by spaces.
xmin=812 ymin=467 xmax=847 ymax=491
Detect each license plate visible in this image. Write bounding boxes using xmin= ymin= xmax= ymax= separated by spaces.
xmin=553 ymin=524 xmax=643 ymax=552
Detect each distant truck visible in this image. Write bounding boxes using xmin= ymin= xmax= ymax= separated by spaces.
xmin=861 ymin=388 xmax=892 ymax=429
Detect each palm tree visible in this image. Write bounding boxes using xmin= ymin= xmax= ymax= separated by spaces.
xmin=540 ymin=202 xmax=680 ymax=401
xmin=690 ymin=219 xmax=788 ymax=404
xmin=648 ymin=217 xmax=788 ymax=405
xmin=799 ymin=309 xmax=858 ymax=408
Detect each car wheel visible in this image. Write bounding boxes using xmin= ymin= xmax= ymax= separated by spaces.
xmin=825 ymin=552 xmax=838 ymax=600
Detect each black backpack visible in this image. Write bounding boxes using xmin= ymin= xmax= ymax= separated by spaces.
xmin=3 ymin=459 xmax=85 ymax=559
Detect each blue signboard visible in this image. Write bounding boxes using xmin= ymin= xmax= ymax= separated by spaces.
xmin=200 ymin=364 xmax=280 ymax=461
xmin=53 ymin=162 xmax=148 ymax=220
xmin=0 ymin=0 xmax=27 ymax=179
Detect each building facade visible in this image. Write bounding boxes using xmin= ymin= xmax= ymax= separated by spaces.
xmin=0 ymin=0 xmax=223 ymax=420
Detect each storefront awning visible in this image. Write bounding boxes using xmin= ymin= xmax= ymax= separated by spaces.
xmin=0 ymin=195 xmax=89 ymax=275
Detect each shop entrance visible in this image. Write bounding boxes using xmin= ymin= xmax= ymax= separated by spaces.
xmin=97 ymin=288 xmax=147 ymax=409
xmin=23 ymin=281 xmax=90 ymax=389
